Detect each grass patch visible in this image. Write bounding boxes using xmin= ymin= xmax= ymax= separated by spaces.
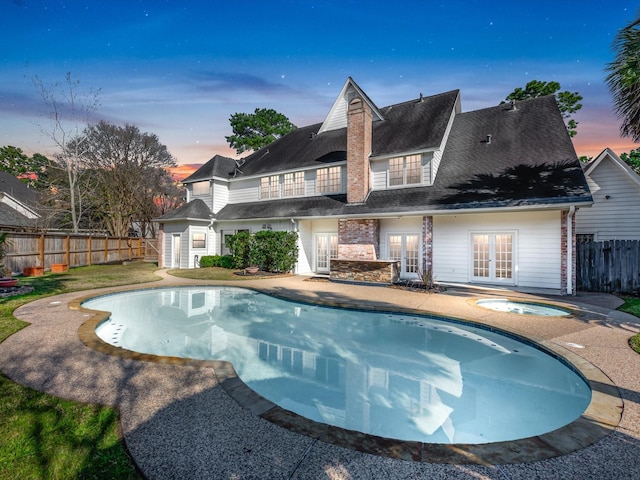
xmin=619 ymin=297 xmax=640 ymax=354
xmin=0 ymin=262 xmax=159 ymax=479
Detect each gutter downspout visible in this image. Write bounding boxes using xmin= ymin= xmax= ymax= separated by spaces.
xmin=567 ymin=206 xmax=576 ymax=295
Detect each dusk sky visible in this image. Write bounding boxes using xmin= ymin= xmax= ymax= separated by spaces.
xmin=2 ymin=1 xmax=639 ymax=178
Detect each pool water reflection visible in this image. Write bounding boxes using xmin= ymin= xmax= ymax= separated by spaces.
xmin=86 ymin=286 xmax=591 ymax=444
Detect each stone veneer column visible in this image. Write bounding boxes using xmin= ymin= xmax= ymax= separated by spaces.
xmin=346 ymin=97 xmax=372 ymax=204
xmin=337 ymin=218 xmax=380 ymax=260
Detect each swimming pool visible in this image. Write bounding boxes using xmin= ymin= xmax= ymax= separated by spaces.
xmin=85 ymin=286 xmax=591 ymax=445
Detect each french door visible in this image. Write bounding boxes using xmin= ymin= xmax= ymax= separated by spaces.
xmin=172 ymin=234 xmax=181 ymax=268
xmin=471 ymin=233 xmax=514 ymax=284
xmin=316 ymin=233 xmax=338 ymax=273
xmin=388 ymin=234 xmax=420 ymax=279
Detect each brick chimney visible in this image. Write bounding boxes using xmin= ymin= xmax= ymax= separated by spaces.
xmin=346 ymin=96 xmax=372 ymax=204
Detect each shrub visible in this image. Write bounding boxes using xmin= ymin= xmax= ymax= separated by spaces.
xmin=228 ymin=230 xmax=298 ymax=272
xmin=227 ymin=231 xmax=253 ymax=269
xmin=199 ymin=256 xmax=215 ymax=268
xmin=199 ymin=255 xmax=235 ymax=269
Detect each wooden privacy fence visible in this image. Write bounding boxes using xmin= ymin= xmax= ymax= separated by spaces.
xmin=576 ymin=240 xmax=640 ymax=293
xmin=1 ymin=231 xmax=158 ymax=275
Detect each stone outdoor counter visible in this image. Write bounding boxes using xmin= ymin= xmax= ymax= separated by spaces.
xmin=329 ymin=259 xmax=400 ymax=284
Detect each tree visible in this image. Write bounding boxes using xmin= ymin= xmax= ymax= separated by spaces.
xmin=503 ymin=80 xmax=583 ymax=137
xmin=620 ymin=148 xmax=640 ymax=174
xmin=33 ymin=73 xmax=100 ymax=232
xmin=606 ymin=16 xmax=640 ymax=141
xmin=225 ymin=108 xmax=296 ymax=154
xmin=79 ymin=121 xmax=177 ymax=237
xmin=0 ymin=146 xmax=52 ymax=188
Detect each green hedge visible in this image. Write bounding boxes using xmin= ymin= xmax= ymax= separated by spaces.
xmin=228 ymin=230 xmax=298 ymax=272
xmin=198 ymin=255 xmax=235 ymax=269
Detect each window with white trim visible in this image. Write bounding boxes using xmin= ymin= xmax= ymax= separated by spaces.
xmin=192 ymin=181 xmax=209 ymax=195
xmin=388 ymin=154 xmax=423 ymax=186
xmin=192 ymin=232 xmax=206 ymax=249
xmin=316 ymin=166 xmax=342 ymax=194
xmin=260 ymin=175 xmax=280 ymax=199
xmin=283 ymin=171 xmax=305 ymax=197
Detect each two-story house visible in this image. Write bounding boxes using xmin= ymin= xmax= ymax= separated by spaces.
xmin=156 ymin=77 xmax=592 ymax=294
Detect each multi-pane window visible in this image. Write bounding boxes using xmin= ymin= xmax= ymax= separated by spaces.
xmin=260 ymin=175 xmax=280 ymax=199
xmin=283 ymin=172 xmax=305 ymax=197
xmin=388 ymin=154 xmax=423 ymax=186
xmin=316 ymin=166 xmax=342 ymax=194
xmin=192 ymin=232 xmax=206 ymax=249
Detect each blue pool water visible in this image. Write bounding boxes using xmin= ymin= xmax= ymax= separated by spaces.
xmin=476 ymin=299 xmax=570 ymax=316
xmin=85 ymin=286 xmax=591 ymax=444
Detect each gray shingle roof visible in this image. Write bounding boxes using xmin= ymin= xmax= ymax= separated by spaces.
xmin=182 ymin=155 xmax=238 ymax=183
xmin=214 ymin=94 xmax=591 ymax=221
xmin=234 ymin=90 xmax=460 ymax=178
xmin=155 ymin=199 xmax=213 ymax=222
xmin=0 ymin=172 xmax=42 ymax=228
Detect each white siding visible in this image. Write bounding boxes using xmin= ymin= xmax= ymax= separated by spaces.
xmin=370 ymin=158 xmax=387 ymax=190
xmin=189 ymin=181 xmax=213 ymax=207
xmin=228 ymin=178 xmax=259 ymax=203
xmin=321 ymin=99 xmax=348 ymax=132
xmin=576 ymin=159 xmax=640 ymax=240
xmin=379 ymin=216 xmax=422 ymax=258
xmin=297 ymin=219 xmax=313 ymax=274
xmin=433 ymin=211 xmax=561 ymax=290
xmin=188 ymin=225 xmax=210 ymax=268
xmin=212 ymin=179 xmax=229 ymax=214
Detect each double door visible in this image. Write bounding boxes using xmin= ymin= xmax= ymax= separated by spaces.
xmin=388 ymin=234 xmax=419 ymax=279
xmin=471 ymin=233 xmax=514 ymax=284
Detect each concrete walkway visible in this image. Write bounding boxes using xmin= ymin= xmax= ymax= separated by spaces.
xmin=1 ymin=271 xmax=639 ymax=479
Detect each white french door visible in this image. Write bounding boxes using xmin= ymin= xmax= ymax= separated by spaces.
xmin=172 ymin=234 xmax=181 ymax=268
xmin=316 ymin=233 xmax=338 ymax=273
xmin=470 ymin=232 xmax=515 ymax=284
xmin=388 ymin=234 xmax=420 ymax=279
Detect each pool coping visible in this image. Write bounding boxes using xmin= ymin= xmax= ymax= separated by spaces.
xmin=73 ymin=285 xmax=623 ymax=465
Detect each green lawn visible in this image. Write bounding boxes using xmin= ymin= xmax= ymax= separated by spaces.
xmin=0 ymin=262 xmax=161 ymax=480
xmin=618 ymin=297 xmax=640 ymax=354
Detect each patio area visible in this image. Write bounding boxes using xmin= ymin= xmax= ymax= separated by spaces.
xmin=0 ymin=271 xmax=638 ymax=479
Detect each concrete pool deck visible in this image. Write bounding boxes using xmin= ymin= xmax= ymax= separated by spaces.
xmin=1 ymin=270 xmax=639 ymax=479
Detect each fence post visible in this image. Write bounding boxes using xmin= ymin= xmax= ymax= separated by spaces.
xmin=87 ymin=236 xmax=92 ymax=266
xmin=38 ymin=234 xmax=45 ymax=268
xmin=65 ymin=235 xmax=70 ymax=265
xmin=104 ymin=237 xmax=108 ymax=263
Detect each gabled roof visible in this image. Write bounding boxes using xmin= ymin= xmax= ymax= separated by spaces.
xmin=155 ymin=199 xmax=213 ymax=223
xmin=215 ymin=94 xmax=591 ymax=221
xmin=318 ymin=77 xmax=385 ymax=134
xmin=584 ymin=148 xmax=640 ymax=188
xmin=234 ymin=89 xmax=460 ymax=178
xmin=182 ymin=155 xmax=237 ymax=183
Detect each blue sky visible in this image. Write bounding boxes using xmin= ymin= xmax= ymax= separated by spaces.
xmin=1 ymin=0 xmax=638 ymax=174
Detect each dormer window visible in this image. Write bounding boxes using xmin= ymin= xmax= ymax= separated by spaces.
xmin=389 ymin=154 xmax=422 ymax=186
xmin=260 ymin=175 xmax=280 ymax=199
xmin=283 ymin=172 xmax=304 ymax=197
xmin=316 ymin=166 xmax=342 ymax=194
